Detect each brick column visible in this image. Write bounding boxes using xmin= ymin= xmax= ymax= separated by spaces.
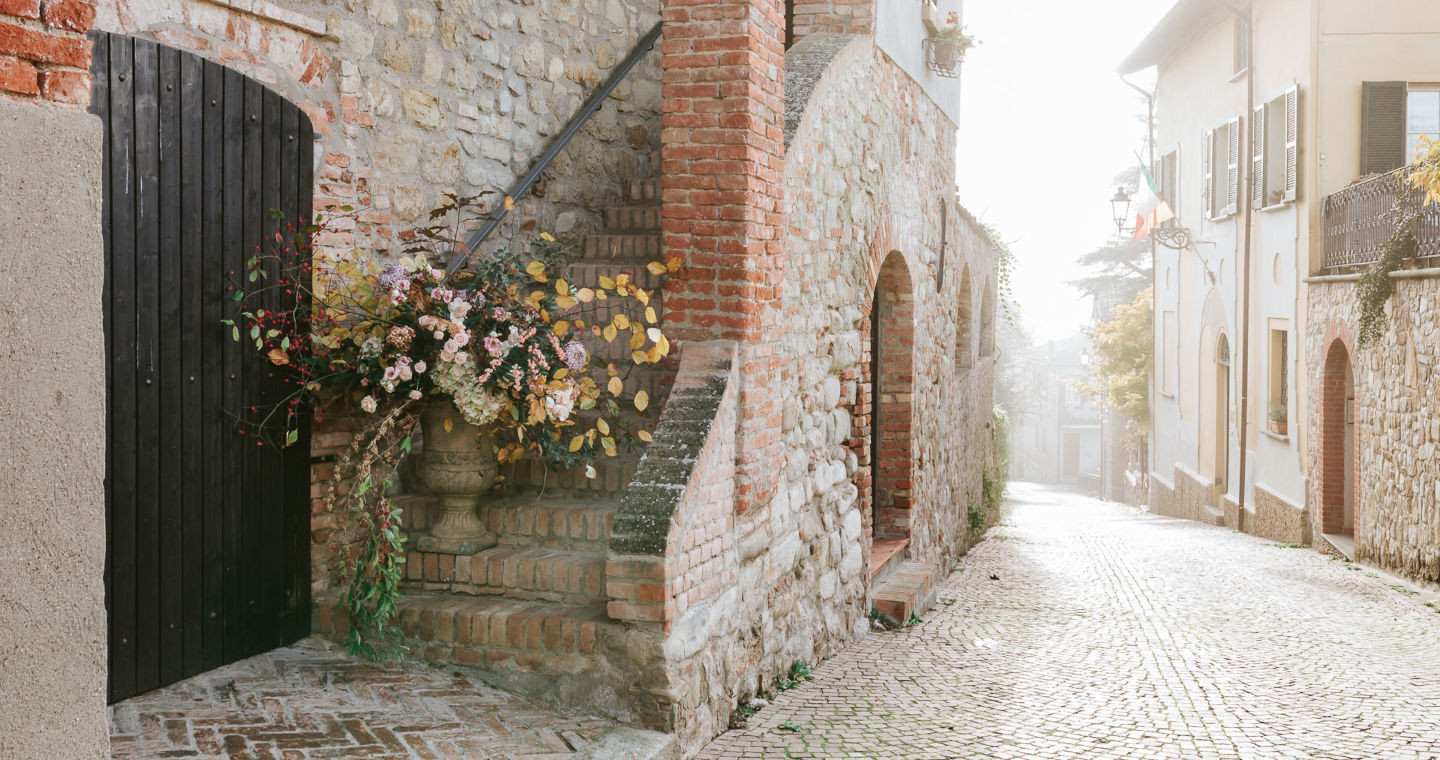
xmin=659 ymin=0 xmax=785 ymax=511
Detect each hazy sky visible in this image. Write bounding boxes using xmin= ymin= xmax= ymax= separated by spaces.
xmin=956 ymin=0 xmax=1170 ymax=341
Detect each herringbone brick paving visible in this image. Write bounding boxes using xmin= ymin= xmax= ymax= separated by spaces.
xmin=108 ymin=638 xmax=641 ymax=759
xmin=700 ymin=482 xmax=1440 ymax=759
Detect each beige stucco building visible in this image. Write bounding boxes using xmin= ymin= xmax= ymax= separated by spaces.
xmin=1122 ymin=0 xmax=1440 ymax=558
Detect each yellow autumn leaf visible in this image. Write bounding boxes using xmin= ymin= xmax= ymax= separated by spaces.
xmin=443 ymin=418 xmax=454 ymax=433
xmin=569 ymin=435 xmax=584 ymax=452
xmin=555 ymin=278 xmax=569 ymax=296
xmin=614 ymin=313 xmax=631 ymax=330
xmin=646 ymin=344 xmax=663 ymax=363
xmin=526 ymin=260 xmax=547 ymax=279
xmin=556 ymin=295 xmax=578 ymax=310
xmin=555 ymin=320 xmax=571 ymax=337
xmin=630 ymin=332 xmax=645 ymax=350
xmin=598 ymin=275 xmax=616 ymax=290
xmin=504 ymin=195 xmax=516 ymax=211
xmin=554 ymin=367 xmax=570 ymax=379
xmin=646 ymin=261 xmax=666 ymax=275
xmin=608 ymin=376 xmax=623 ymax=396
xmin=638 ymin=429 xmax=653 ymax=442
xmin=595 ymin=290 xmax=608 ymax=301
xmin=603 ymin=324 xmax=618 ymax=343
xmin=615 ymin=273 xmax=630 ymax=287
xmin=666 ymin=257 xmax=682 ymax=272
xmin=576 ymin=287 xmax=595 ymax=303
xmin=657 ymin=335 xmax=670 ymax=355
xmin=635 ymin=288 xmax=650 ymax=305
xmin=267 ymin=348 xmax=290 ymax=366
xmin=540 ymin=231 xmax=555 ymax=242
xmin=632 ymin=350 xmax=648 ymax=364
xmin=597 ymin=418 xmax=610 ymax=435
xmin=635 ymin=390 xmax=649 ymax=412
xmin=645 ymin=307 xmax=657 ymax=324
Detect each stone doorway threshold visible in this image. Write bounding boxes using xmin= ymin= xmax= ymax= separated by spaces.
xmin=1323 ymin=533 xmax=1356 ymax=562
xmin=108 ymin=637 xmax=676 ymax=760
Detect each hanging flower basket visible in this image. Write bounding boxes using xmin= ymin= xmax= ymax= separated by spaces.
xmin=924 ymin=11 xmax=976 ymax=79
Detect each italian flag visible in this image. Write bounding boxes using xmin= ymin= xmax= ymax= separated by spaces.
xmin=1133 ymin=162 xmax=1175 ymax=242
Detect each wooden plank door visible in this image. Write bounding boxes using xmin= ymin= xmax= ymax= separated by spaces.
xmin=89 ymin=30 xmax=314 ymax=703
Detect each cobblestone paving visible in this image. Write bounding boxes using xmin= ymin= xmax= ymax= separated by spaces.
xmin=108 ymin=637 xmax=667 ymax=759
xmin=700 ymin=482 xmax=1440 ymax=760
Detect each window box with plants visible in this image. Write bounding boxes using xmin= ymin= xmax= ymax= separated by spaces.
xmin=1268 ymin=402 xmax=1288 ymax=436
xmin=923 ymin=12 xmax=976 ymax=79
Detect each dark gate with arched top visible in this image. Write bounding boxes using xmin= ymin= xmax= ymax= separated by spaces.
xmin=89 ymin=30 xmax=314 ymax=703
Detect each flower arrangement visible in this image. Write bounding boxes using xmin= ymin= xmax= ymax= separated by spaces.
xmin=931 ymin=12 xmax=977 ymax=49
xmin=228 ymin=194 xmax=674 ymax=657
xmin=924 ymin=12 xmax=977 ymax=77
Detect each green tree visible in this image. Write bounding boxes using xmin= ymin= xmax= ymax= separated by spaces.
xmin=1080 ymin=287 xmax=1152 ymax=435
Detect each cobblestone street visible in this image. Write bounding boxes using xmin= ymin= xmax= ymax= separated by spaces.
xmin=699 ymin=482 xmax=1440 ymax=760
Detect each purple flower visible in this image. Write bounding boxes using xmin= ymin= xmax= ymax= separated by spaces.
xmin=378 ymin=262 xmax=408 ymax=290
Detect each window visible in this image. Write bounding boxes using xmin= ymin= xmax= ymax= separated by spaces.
xmin=1269 ymin=324 xmax=1289 ymax=423
xmin=1233 ymin=16 xmax=1251 ymax=76
xmin=1162 ymin=311 xmax=1177 ymax=397
xmin=1203 ymin=117 xmax=1241 ymax=220
xmin=1156 ymin=149 xmax=1179 ymax=227
xmin=1252 ymin=86 xmax=1300 ymax=208
xmin=1362 ymin=81 xmax=1440 ymax=174
xmin=1408 ymin=85 xmax=1440 ymax=161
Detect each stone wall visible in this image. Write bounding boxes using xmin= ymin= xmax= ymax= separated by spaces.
xmin=84 ymin=0 xmax=665 ymax=588
xmin=1308 ymin=275 xmax=1440 ymax=584
xmin=1252 ymin=482 xmax=1309 ymax=544
xmin=1149 ymin=465 xmax=1213 ymax=525
xmin=0 ymin=97 xmax=108 ymax=759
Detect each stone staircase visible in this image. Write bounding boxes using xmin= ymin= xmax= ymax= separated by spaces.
xmin=315 ymin=163 xmax=669 ymax=724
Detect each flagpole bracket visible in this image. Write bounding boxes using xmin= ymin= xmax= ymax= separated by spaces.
xmin=1152 ymin=226 xmax=1192 ymax=251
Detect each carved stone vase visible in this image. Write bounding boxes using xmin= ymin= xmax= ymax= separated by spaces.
xmin=414 ymin=399 xmax=498 ymax=555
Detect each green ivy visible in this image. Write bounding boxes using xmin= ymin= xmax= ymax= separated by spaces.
xmin=1355 ymin=210 xmax=1416 ymax=348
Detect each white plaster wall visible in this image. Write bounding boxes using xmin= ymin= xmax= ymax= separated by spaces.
xmin=874 ymin=0 xmax=963 ymax=125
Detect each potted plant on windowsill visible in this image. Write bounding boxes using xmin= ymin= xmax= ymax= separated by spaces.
xmin=925 ymin=12 xmax=977 ymax=78
xmin=1268 ymin=402 xmax=1288 ymax=436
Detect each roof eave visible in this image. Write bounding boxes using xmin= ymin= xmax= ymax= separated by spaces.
xmin=1118 ymin=0 xmax=1229 ymax=75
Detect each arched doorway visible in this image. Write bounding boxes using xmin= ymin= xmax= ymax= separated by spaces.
xmin=1214 ymin=333 xmax=1231 ymax=499
xmin=1321 ymin=340 xmax=1356 ymax=536
xmin=866 ymin=252 xmax=915 ymax=545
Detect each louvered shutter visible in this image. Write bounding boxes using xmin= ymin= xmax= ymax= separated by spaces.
xmin=1225 ymin=116 xmax=1241 ymax=216
xmin=1361 ymin=81 xmax=1407 ymax=175
xmin=1252 ymin=104 xmax=1266 ymax=209
xmin=1202 ymin=128 xmax=1213 ymax=220
xmin=1284 ymin=85 xmax=1300 ymax=202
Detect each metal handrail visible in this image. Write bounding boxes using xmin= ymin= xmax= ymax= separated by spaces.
xmin=445 ymin=21 xmax=663 ymax=278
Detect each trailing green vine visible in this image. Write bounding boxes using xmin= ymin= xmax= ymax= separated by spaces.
xmin=1355 ymin=197 xmax=1419 ymax=348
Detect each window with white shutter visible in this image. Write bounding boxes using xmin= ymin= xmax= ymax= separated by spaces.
xmin=1251 ymin=103 xmax=1265 ymax=209
xmin=1204 ymin=119 xmax=1241 ymax=220
xmin=1224 ymin=116 xmax=1241 ymax=217
xmin=1283 ymin=85 xmax=1299 ymax=202
xmin=1257 ymin=85 xmax=1301 ymax=208
xmin=1202 ymin=128 xmax=1213 ymax=220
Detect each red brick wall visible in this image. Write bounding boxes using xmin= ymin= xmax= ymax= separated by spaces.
xmin=1318 ymin=339 xmax=1351 ymax=535
xmin=660 ymin=0 xmax=786 ymax=513
xmin=0 ymin=0 xmax=95 ymax=105
xmin=866 ymin=251 xmax=915 ymax=540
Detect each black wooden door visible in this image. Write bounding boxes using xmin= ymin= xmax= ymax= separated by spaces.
xmin=89 ymin=31 xmax=314 ymax=703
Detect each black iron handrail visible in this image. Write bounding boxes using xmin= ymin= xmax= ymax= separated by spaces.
xmin=445 ymin=21 xmax=662 ymax=278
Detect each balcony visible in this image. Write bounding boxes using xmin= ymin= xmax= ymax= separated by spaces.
xmin=1322 ymin=169 xmax=1440 ymax=270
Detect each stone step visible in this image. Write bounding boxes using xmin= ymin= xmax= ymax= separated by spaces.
xmin=624 ymin=177 xmax=659 ymax=204
xmin=1201 ymin=503 xmax=1226 ymax=526
xmin=868 ymin=537 xmax=908 ymax=587
xmin=402 ymin=545 xmax=607 ymax=605
xmin=605 ymin=204 xmax=660 ymax=232
xmin=313 ymin=591 xmax=610 ymax=671
xmin=484 ymin=496 xmax=619 ymax=552
xmin=872 ymin=560 xmax=941 ymax=625
xmin=584 ymin=232 xmax=660 ymax=262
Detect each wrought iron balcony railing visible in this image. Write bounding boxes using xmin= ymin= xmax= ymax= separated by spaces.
xmin=1322 ymin=168 xmax=1440 ymax=269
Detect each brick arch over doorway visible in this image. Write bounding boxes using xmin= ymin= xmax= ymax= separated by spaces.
xmin=858 ymin=250 xmax=916 ymax=543
xmin=1320 ymin=338 xmax=1357 ymax=536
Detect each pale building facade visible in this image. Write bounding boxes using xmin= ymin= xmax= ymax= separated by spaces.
xmin=1123 ymin=0 xmax=1440 ymax=559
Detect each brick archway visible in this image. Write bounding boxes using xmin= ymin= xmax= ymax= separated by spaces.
xmin=1320 ymin=339 xmax=1356 ymax=536
xmin=862 ymin=250 xmax=915 ymax=542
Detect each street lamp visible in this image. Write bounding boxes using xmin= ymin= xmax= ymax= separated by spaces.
xmin=1109 ymin=186 xmax=1132 ymax=240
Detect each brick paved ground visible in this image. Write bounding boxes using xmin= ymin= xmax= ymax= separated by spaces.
xmin=700 ymin=482 xmax=1440 ymax=760
xmin=108 ymin=637 xmax=671 ymax=759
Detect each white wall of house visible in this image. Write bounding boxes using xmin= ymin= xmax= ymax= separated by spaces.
xmin=874 ymin=0 xmax=964 ymax=124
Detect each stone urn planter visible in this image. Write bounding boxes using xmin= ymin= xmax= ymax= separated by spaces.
xmin=414 ymin=399 xmax=498 ymax=555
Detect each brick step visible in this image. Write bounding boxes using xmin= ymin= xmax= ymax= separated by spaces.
xmin=313 ymin=591 xmax=611 ymax=671
xmin=872 ymin=560 xmax=941 ymax=624
xmin=605 ymin=204 xmax=660 ymax=232
xmin=583 ymin=233 xmax=659 ymax=261
xmin=401 ymin=545 xmax=606 ymax=605
xmin=484 ymin=496 xmax=619 ymax=552
xmin=624 ymin=177 xmax=659 ymax=203
xmin=868 ymin=537 xmax=908 ymax=587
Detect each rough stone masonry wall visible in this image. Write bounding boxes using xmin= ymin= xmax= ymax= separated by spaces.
xmin=1309 ymin=276 xmax=1440 ymax=584
xmin=0 ymin=96 xmax=108 ymax=758
xmin=82 ymin=0 xmax=663 ymax=588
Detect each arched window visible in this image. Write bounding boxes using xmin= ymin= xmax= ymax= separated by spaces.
xmin=955 ymin=267 xmax=973 ymax=371
xmin=979 ymin=281 xmax=996 ymax=357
